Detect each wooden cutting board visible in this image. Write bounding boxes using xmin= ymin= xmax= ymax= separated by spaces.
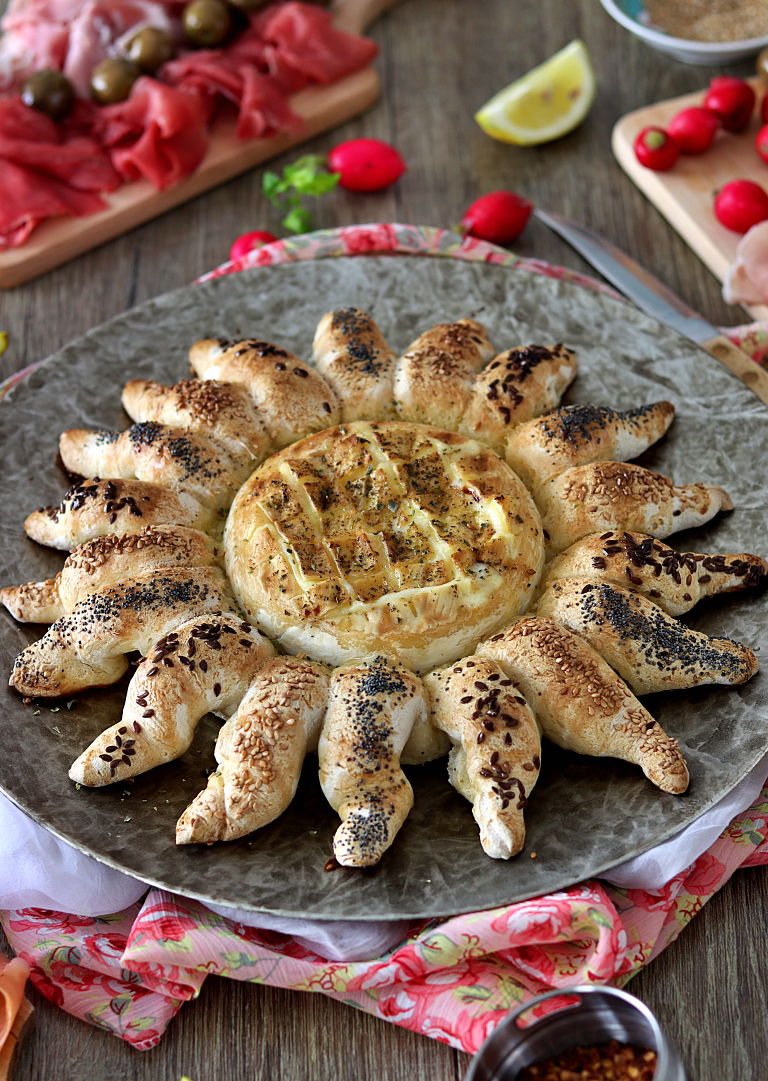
xmin=0 ymin=0 xmax=404 ymax=289
xmin=612 ymin=76 xmax=768 ymax=322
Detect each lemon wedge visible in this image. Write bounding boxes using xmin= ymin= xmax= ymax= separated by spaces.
xmin=475 ymin=40 xmax=596 ymax=146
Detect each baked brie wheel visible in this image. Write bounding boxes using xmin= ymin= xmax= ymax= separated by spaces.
xmin=224 ymin=421 xmax=544 ymax=672
xmin=3 ymin=308 xmax=764 ymax=866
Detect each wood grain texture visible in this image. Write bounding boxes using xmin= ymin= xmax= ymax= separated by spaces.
xmin=1 ymin=0 xmax=767 ymax=1078
xmin=612 ymin=77 xmax=768 ymax=322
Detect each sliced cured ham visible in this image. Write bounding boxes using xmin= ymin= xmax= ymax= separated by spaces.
xmin=0 ymin=1 xmax=381 ymax=244
xmin=63 ymin=0 xmax=178 ymax=98
xmin=0 ymin=20 xmax=69 ymax=90
xmin=160 ymin=50 xmax=301 ymax=139
xmin=261 ymin=3 xmax=379 ymax=84
xmin=0 ymin=0 xmax=176 ymax=93
xmin=0 ymin=98 xmax=121 ymax=192
xmin=0 ymin=157 xmax=108 ymax=249
xmin=96 ymin=76 xmax=209 ymax=189
xmin=723 ymin=220 xmax=768 ymax=306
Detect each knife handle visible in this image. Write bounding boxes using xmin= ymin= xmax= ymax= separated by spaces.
xmin=701 ymin=335 xmax=768 ymax=408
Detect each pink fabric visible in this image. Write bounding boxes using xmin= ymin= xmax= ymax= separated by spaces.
xmin=2 ymin=223 xmax=768 ymax=1053
xmin=2 ymin=784 xmax=767 ymax=1053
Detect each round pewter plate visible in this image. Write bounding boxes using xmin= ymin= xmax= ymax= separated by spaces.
xmin=1 ymin=256 xmax=766 ymax=920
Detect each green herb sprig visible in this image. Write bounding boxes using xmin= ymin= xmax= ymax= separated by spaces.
xmin=262 ymin=154 xmax=340 ymax=234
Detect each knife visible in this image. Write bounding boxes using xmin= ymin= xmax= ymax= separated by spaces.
xmin=534 ymin=208 xmax=768 ymax=408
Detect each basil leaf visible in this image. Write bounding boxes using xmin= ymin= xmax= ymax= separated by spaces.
xmin=282 ymin=206 xmax=313 ymax=234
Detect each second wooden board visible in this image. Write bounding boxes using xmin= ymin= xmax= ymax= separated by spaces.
xmin=612 ymin=78 xmax=768 ymax=322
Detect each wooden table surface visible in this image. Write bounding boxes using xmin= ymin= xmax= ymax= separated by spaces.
xmin=2 ymin=1 xmax=768 ymax=1077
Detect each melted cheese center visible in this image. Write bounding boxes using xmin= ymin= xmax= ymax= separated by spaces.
xmin=225 ymin=421 xmax=544 ymax=669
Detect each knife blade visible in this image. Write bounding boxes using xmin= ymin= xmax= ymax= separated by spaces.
xmin=534 ymin=208 xmax=768 ymax=407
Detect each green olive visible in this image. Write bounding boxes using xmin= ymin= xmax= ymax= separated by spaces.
xmin=126 ymin=27 xmax=176 ymax=73
xmin=21 ymin=69 xmax=74 ymax=121
xmin=90 ymin=58 xmax=141 ymax=105
xmin=183 ymin=0 xmax=232 ymax=47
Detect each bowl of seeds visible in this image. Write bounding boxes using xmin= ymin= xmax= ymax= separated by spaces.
xmin=599 ymin=0 xmax=768 ymax=65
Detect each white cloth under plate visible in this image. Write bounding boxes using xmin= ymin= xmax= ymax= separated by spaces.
xmin=1 ymin=752 xmax=767 ymax=961
xmin=601 ymin=750 xmax=768 ymax=889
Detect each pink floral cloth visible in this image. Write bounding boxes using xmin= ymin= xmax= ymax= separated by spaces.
xmin=2 ymin=223 xmax=768 ymax=1055
xmin=3 ymin=783 xmax=768 ymax=1053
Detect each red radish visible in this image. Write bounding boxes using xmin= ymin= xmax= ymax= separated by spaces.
xmin=667 ymin=107 xmax=719 ymax=154
xmin=460 ymin=191 xmax=533 ymax=245
xmin=714 ymin=179 xmax=768 ymax=233
xmin=703 ymin=76 xmax=755 ymax=133
xmin=327 ymin=138 xmax=406 ymax=192
xmin=229 ymin=230 xmax=277 ymax=261
xmin=762 ymin=91 xmax=768 ymax=124
xmin=633 ymin=127 xmax=680 ymax=171
xmin=757 ymin=124 xmax=768 ymax=165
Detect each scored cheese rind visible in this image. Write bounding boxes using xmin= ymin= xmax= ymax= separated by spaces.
xmin=224 ymin=420 xmax=545 ymax=672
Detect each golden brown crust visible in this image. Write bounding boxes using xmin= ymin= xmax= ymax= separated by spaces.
xmin=478 ymin=617 xmax=689 ymax=794
xmin=535 ymin=577 xmax=759 ymax=695
xmin=0 ymin=577 xmax=61 ymax=623
xmin=70 ymin=615 xmax=275 ymax=787
xmin=536 ymin=461 xmax=732 ymax=555
xmin=8 ymin=305 xmax=762 ymax=866
xmin=505 ymin=401 xmax=675 ymax=490
xmin=1 ymin=526 xmax=218 ymax=624
xmin=177 ymin=657 xmax=330 ymax=844
xmin=224 ymin=421 xmax=544 ymax=670
xmin=541 ymin=531 xmax=768 ymax=618
xmin=463 ymin=344 xmax=577 ymax=454
xmin=122 ymin=378 xmax=271 ymax=480
xmin=313 ymin=308 xmax=397 ymax=422
xmin=9 ymin=567 xmax=236 ymax=698
xmin=189 ymin=337 xmax=340 ymax=448
xmin=59 ymin=423 xmax=240 ymax=512
xmin=393 ymin=319 xmax=494 ymax=431
xmin=425 ymin=657 xmax=541 ymax=859
xmin=24 ymin=478 xmax=215 ymax=550
xmin=318 ymin=654 xmax=425 ymax=866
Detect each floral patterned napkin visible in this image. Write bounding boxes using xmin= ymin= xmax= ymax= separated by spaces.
xmin=2 ymin=223 xmax=767 ymax=1055
xmin=3 ymin=785 xmax=767 ymax=1053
